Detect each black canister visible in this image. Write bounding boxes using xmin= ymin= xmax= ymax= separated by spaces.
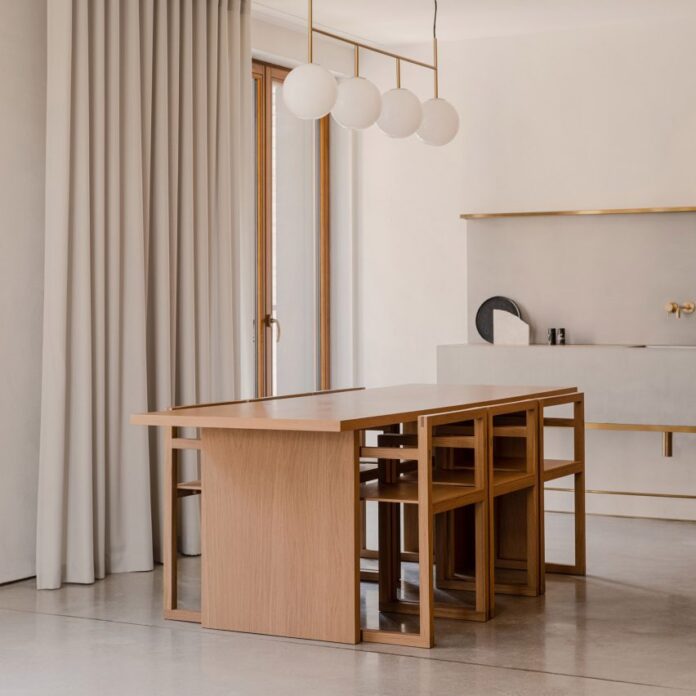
xmin=547 ymin=328 xmax=557 ymax=345
xmin=557 ymin=328 xmax=566 ymax=345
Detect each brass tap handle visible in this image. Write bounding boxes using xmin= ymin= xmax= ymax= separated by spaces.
xmin=665 ymin=302 xmax=680 ymax=317
xmin=665 ymin=301 xmax=695 ymax=318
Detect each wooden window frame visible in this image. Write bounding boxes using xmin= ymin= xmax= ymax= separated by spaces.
xmin=252 ymin=60 xmax=331 ymax=397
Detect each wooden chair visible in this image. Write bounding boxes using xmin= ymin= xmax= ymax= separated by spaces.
xmin=438 ymin=400 xmax=540 ymax=613
xmin=161 ymin=387 xmax=365 ymax=624
xmin=359 ymin=426 xmax=421 ymax=583
xmin=359 ymin=425 xmax=399 ymax=584
xmin=162 ymin=428 xmax=202 ymax=623
xmin=359 ymin=406 xmax=490 ymax=648
xmin=538 ymin=392 xmax=586 ymax=592
xmin=488 ymin=400 xmax=540 ymax=605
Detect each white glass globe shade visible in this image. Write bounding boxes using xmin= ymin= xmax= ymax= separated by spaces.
xmin=417 ymin=97 xmax=460 ymax=146
xmin=283 ymin=63 xmax=337 ymax=120
xmin=331 ymin=77 xmax=382 ymax=129
xmin=377 ymin=88 xmax=423 ymax=138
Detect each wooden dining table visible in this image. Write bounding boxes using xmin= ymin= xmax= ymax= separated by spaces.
xmin=132 ymin=383 xmax=577 ymax=645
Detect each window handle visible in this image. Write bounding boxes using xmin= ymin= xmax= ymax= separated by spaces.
xmin=263 ymin=314 xmax=281 ymax=342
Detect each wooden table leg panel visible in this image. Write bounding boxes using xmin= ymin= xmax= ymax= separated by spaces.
xmin=163 ymin=427 xmax=178 ymax=613
xmin=201 ymin=428 xmax=360 ymax=644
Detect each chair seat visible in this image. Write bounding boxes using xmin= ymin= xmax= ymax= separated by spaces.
xmin=542 ymin=458 xmax=583 ymax=482
xmin=402 ymin=465 xmax=534 ymax=496
xmin=360 ymin=479 xmax=484 ymax=514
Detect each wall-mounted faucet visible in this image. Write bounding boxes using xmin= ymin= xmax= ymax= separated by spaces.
xmin=665 ymin=301 xmax=695 ymax=318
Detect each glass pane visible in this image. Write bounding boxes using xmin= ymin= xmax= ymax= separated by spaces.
xmin=252 ymin=76 xmax=260 ymax=390
xmin=270 ymin=79 xmax=319 ymax=395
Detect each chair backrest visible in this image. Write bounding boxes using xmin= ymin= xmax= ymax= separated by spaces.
xmin=485 ymin=399 xmax=540 ymax=476
xmin=419 ymin=406 xmax=489 ymax=489
xmin=537 ymin=392 xmax=584 ymax=467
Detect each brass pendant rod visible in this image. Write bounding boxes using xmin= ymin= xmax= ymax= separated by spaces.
xmin=311 ymin=27 xmax=437 ymax=72
xmin=433 ymin=37 xmax=438 ymax=98
xmin=396 ymin=58 xmax=401 ymax=88
xmin=354 ymin=44 xmax=359 ymax=77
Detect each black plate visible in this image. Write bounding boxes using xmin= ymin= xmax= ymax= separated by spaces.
xmin=475 ymin=296 xmax=521 ymax=343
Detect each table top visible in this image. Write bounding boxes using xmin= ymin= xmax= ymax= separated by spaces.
xmin=131 ymin=383 xmax=577 ymax=432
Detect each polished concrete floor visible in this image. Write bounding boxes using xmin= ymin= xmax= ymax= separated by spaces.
xmin=1 ymin=513 xmax=696 ymax=695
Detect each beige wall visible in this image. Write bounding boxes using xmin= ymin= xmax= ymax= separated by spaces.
xmin=0 ymin=0 xmax=46 ymax=583
xmin=457 ymin=19 xmax=696 ymax=214
xmin=460 ymin=18 xmax=696 ymax=347
xmin=467 ymin=213 xmax=696 ymax=346
xmin=354 ymin=16 xmax=696 ymax=387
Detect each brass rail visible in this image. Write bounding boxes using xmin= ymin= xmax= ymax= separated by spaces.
xmin=311 ymin=27 xmax=437 ymax=72
xmin=545 ymin=418 xmax=696 ymax=501
xmin=586 ymin=422 xmax=696 ymax=434
xmin=306 ymin=0 xmax=439 ymax=95
xmin=545 ymin=418 xmax=696 ymax=458
xmin=546 ymin=487 xmax=696 ymax=501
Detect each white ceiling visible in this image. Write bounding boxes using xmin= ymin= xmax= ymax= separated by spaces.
xmin=252 ymin=0 xmax=696 ymax=43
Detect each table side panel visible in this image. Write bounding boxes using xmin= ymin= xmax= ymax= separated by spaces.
xmin=201 ymin=428 xmax=360 ymax=644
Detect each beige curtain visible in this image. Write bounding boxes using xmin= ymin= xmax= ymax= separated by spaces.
xmin=37 ymin=0 xmax=252 ymax=589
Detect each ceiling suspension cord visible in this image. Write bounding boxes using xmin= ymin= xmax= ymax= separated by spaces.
xmin=433 ymin=0 xmax=439 ymax=97
xmin=433 ymin=0 xmax=438 ymax=40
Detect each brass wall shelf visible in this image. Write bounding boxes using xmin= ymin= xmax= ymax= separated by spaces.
xmin=460 ymin=206 xmax=696 ymax=220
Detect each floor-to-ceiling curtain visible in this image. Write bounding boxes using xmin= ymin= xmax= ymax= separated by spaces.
xmin=37 ymin=0 xmax=252 ymax=589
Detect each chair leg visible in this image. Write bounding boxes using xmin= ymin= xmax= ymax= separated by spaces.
xmin=402 ymin=422 xmax=419 ymax=556
xmin=378 ymin=457 xmax=400 ymax=606
xmin=526 ymin=485 xmax=540 ymax=596
xmin=378 ymin=501 xmax=400 ymax=604
xmin=574 ymin=471 xmax=586 ymax=574
xmin=402 ymin=505 xmax=419 ymax=555
xmin=434 ymin=512 xmax=450 ymax=585
xmin=488 ymin=493 xmax=496 ymax=615
xmin=545 ymin=471 xmax=587 ymax=576
xmin=360 ymin=500 xmax=367 ymax=551
xmin=417 ymin=499 xmax=434 ymax=647
xmin=538 ymin=485 xmax=546 ymax=594
xmin=538 ymin=411 xmax=546 ymax=595
xmin=475 ymin=500 xmax=491 ymax=619
xmin=574 ymin=398 xmax=586 ymax=575
xmin=163 ymin=427 xmax=177 ymax=613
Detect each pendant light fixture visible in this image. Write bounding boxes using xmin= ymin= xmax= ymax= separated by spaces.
xmin=377 ymin=87 xmax=422 ymax=137
xmin=283 ymin=0 xmax=459 ymax=146
xmin=332 ymin=47 xmax=382 ymax=130
xmin=377 ymin=59 xmax=423 ymax=139
xmin=417 ymin=1 xmax=460 ymax=146
xmin=282 ymin=0 xmax=337 ymax=119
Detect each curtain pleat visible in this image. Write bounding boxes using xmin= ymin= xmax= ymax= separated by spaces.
xmin=38 ymin=0 xmax=250 ymax=589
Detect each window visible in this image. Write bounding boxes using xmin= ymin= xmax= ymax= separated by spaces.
xmin=252 ymin=61 xmax=330 ymax=397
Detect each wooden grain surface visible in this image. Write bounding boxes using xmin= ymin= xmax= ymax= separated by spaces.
xmin=201 ymin=427 xmax=360 ymax=644
xmin=132 ymin=384 xmax=576 ymax=431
